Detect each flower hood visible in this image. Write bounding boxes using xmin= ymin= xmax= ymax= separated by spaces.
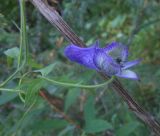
xmin=64 ymin=41 xmax=141 ymax=80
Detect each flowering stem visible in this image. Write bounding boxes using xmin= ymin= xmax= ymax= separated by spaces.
xmin=30 ymin=0 xmax=160 ymax=135
xmin=39 ymin=76 xmax=115 ymax=89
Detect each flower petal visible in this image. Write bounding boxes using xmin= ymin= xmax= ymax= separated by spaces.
xmin=64 ymin=42 xmax=98 ymax=69
xmin=104 ymin=41 xmax=118 ymax=52
xmin=122 ymin=59 xmax=141 ymax=69
xmin=104 ymin=42 xmax=129 ymax=62
xmin=116 ymin=70 xmax=139 ymax=80
xmin=93 ymin=47 xmax=120 ymax=76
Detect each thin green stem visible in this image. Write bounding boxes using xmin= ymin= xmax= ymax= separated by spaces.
xmin=18 ymin=0 xmax=28 ymax=67
xmin=0 ymin=61 xmax=25 ymax=87
xmin=18 ymin=71 xmax=31 ymax=86
xmin=0 ymin=0 xmax=28 ymax=87
xmin=18 ymin=71 xmax=31 ymax=103
xmin=0 ymin=88 xmax=24 ymax=93
xmin=39 ymin=76 xmax=115 ymax=89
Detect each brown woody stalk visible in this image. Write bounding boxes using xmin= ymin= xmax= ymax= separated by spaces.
xmin=30 ymin=0 xmax=160 ymax=135
xmin=39 ymin=89 xmax=82 ymax=130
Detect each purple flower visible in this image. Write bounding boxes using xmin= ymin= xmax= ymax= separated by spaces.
xmin=64 ymin=41 xmax=141 ymax=80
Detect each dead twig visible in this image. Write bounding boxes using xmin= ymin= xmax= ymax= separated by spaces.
xmin=39 ymin=89 xmax=82 ymax=130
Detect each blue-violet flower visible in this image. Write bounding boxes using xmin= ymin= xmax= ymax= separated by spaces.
xmin=64 ymin=41 xmax=140 ymax=80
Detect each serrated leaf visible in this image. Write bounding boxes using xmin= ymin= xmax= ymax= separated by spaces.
xmin=116 ymin=122 xmax=140 ymax=136
xmin=64 ymin=88 xmax=81 ymax=112
xmin=85 ymin=119 xmax=112 ymax=133
xmin=34 ymin=63 xmax=58 ymax=76
xmin=84 ymin=96 xmax=96 ymax=123
xmin=4 ymin=47 xmax=20 ymax=59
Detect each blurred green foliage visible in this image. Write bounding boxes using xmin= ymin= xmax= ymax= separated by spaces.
xmin=0 ymin=0 xmax=160 ymax=136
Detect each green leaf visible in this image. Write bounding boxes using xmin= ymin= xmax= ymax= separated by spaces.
xmin=34 ymin=63 xmax=58 ymax=76
xmin=85 ymin=119 xmax=112 ymax=133
xmin=64 ymin=88 xmax=81 ymax=112
xmin=4 ymin=47 xmax=20 ymax=59
xmin=0 ymin=91 xmax=18 ymax=105
xmin=6 ymin=107 xmax=43 ymax=135
xmin=116 ymin=122 xmax=140 ymax=136
xmin=28 ymin=57 xmax=43 ymax=69
xmin=84 ymin=96 xmax=96 ymax=123
xmin=98 ymin=18 xmax=107 ymax=27
xmin=110 ymin=15 xmax=126 ymax=28
xmin=81 ymin=132 xmax=87 ymax=136
xmin=58 ymin=125 xmax=75 ymax=136
xmin=32 ymin=119 xmax=68 ymax=132
xmin=84 ymin=96 xmax=113 ymax=133
xmin=24 ymin=79 xmax=44 ymax=106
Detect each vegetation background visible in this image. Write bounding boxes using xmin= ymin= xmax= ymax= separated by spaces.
xmin=0 ymin=0 xmax=160 ymax=135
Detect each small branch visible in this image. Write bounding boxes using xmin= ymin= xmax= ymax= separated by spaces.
xmin=39 ymin=89 xmax=82 ymax=130
xmin=30 ymin=0 xmax=160 ymax=135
